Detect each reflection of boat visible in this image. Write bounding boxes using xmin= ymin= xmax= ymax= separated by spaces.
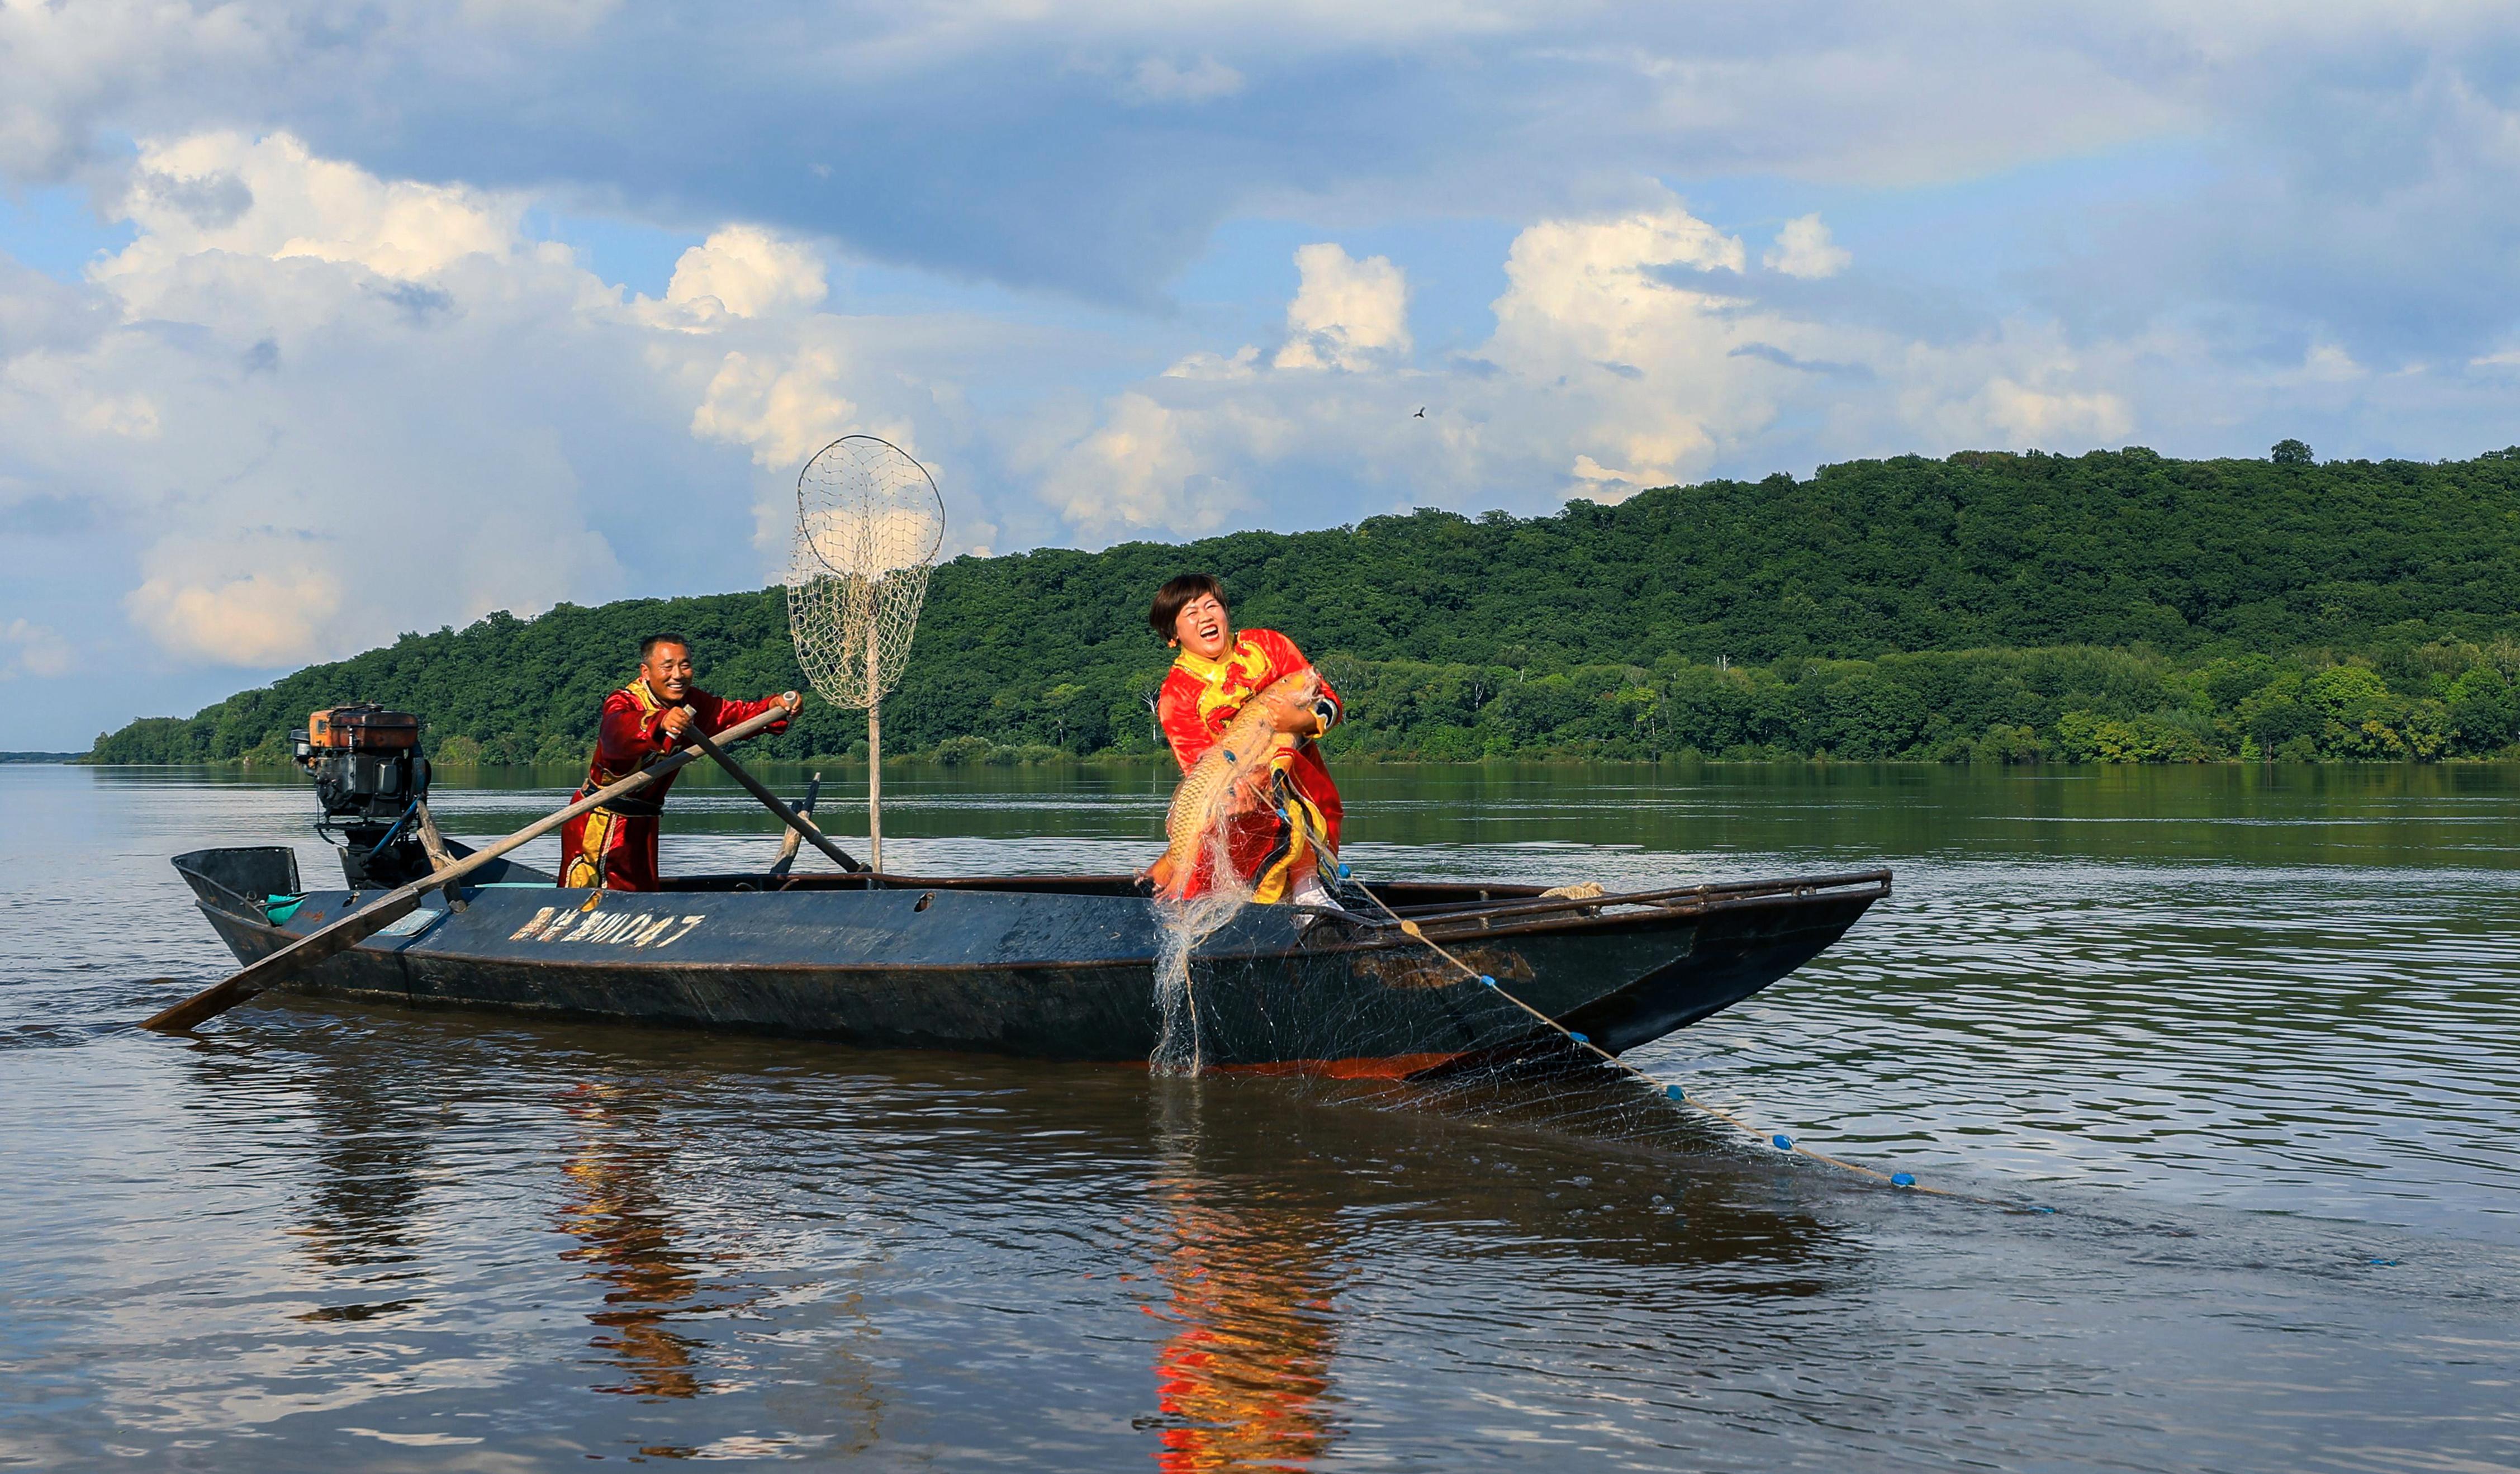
xmin=171 ymin=843 xmax=1887 ymax=1069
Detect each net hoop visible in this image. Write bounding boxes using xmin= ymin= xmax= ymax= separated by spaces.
xmin=785 ymin=435 xmax=946 ymax=713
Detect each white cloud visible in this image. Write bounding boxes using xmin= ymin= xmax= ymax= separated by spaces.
xmin=0 ymin=132 xmax=948 ymax=680
xmin=1944 ymin=376 xmax=2133 ymax=446
xmin=1036 ymin=390 xmax=1254 ymax=540
xmin=3 ymin=352 xmax=162 ymax=438
xmin=1764 ymin=214 xmax=1851 ymax=278
xmin=0 ymin=619 xmax=75 ymax=679
xmin=2301 ymin=342 xmax=2364 ymax=382
xmin=1121 ymin=55 xmax=1246 ymax=105
xmin=652 ymin=226 xmax=830 ymax=324
xmin=1034 ymin=192 xmax=2162 ymax=531
xmin=1273 ymin=243 xmax=1411 ymax=371
xmin=97 ymin=132 xmax=520 ymax=290
xmin=692 ymin=346 xmax=862 ymax=468
xmin=126 ymin=558 xmax=344 ymax=666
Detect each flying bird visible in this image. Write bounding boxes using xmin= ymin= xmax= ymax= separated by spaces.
xmin=1413 ymin=406 xmax=1426 ymax=418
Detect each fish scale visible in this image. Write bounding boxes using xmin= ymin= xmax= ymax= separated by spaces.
xmin=1155 ymin=699 xmax=1295 ymax=898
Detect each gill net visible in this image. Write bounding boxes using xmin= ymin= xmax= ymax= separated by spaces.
xmin=1143 ymin=694 xmax=1708 ymax=1157
xmin=785 ymin=435 xmax=945 ymax=872
xmin=1154 ymin=835 xmax=1981 ymax=1195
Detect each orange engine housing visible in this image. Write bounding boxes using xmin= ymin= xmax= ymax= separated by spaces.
xmin=306 ymin=704 xmax=420 ymax=753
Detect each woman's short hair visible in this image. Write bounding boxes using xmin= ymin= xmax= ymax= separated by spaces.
xmin=1147 ymin=574 xmax=1225 ymax=638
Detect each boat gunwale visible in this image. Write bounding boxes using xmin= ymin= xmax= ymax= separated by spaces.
xmin=179 ymin=868 xmax=1886 ymax=974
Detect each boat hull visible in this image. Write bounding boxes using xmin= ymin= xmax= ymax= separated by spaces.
xmin=173 ymin=849 xmax=1888 ymax=1067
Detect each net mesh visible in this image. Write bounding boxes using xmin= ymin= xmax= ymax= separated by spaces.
xmin=785 ymin=436 xmax=946 ymax=710
xmin=1179 ymin=894 xmax=1715 ymax=1157
xmin=1151 ymin=698 xmax=1293 ymax=1076
xmin=1146 ymin=707 xmax=1711 ymax=1155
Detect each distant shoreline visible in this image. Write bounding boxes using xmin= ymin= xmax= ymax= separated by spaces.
xmin=80 ymin=449 xmax=2520 ymax=771
xmin=56 ymin=750 xmax=2520 ymax=772
xmin=0 ymin=752 xmax=84 ymax=764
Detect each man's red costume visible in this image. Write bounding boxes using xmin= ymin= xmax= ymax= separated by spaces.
xmin=559 ymin=681 xmax=789 ymax=892
xmin=1157 ymin=628 xmax=1344 ymax=903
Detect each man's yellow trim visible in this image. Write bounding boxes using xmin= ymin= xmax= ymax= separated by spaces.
xmin=564 ymin=807 xmax=618 ymax=889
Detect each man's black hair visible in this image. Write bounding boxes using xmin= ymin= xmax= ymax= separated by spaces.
xmin=1148 ymin=574 xmax=1225 ymax=639
xmin=639 ymin=632 xmax=691 ymax=661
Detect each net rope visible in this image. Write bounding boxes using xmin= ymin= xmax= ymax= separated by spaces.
xmin=1150 ymin=791 xmax=2020 ymax=1204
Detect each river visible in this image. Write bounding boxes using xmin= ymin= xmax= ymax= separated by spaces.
xmin=3 ymin=760 xmax=2516 ymax=1471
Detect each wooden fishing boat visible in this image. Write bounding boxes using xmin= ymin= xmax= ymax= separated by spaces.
xmin=170 ymin=845 xmax=1889 ymax=1069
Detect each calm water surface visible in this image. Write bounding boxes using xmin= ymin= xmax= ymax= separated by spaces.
xmin=3 ymin=761 xmax=2517 ymax=1471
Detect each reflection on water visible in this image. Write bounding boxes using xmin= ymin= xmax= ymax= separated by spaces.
xmin=554 ymin=1083 xmax=728 ymax=1401
xmin=1144 ymin=1087 xmax=1343 ymax=1471
xmin=4 ymin=761 xmax=2519 ymax=1472
xmin=281 ymin=1051 xmax=431 ymax=1281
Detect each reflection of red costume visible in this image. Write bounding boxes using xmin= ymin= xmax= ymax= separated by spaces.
xmin=559 ymin=681 xmax=787 ymax=891
xmin=1147 ymin=1192 xmax=1339 ymax=1471
xmin=1157 ymin=629 xmax=1343 ymax=904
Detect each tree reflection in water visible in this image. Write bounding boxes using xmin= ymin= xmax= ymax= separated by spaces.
xmin=553 ymin=1081 xmax=730 ymax=1400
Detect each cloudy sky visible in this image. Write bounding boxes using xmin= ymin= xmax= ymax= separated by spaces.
xmin=4 ymin=2 xmax=2518 ymax=748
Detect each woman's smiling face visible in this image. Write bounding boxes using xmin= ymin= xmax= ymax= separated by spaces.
xmin=1171 ymin=593 xmax=1232 ymax=660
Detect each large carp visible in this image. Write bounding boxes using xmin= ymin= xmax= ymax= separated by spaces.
xmin=1146 ymin=694 xmax=1298 ymax=901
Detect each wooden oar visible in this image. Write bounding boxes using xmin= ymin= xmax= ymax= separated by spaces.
xmin=141 ymin=703 xmax=795 ymax=1034
xmin=682 ymin=727 xmax=866 ymax=874
xmin=767 ymin=772 xmax=822 ymax=880
xmin=411 ymin=799 xmax=457 ymax=875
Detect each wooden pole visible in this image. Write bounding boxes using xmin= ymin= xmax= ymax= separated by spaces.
xmin=141 ymin=703 xmax=794 ymax=1034
xmin=410 ymin=798 xmax=462 ymax=909
xmin=767 ymin=772 xmax=820 ymax=879
xmin=411 ymin=799 xmax=457 ymax=873
xmin=867 ymin=615 xmax=884 ymax=874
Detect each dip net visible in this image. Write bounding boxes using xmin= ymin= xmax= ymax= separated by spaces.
xmin=785 ymin=436 xmax=945 ymax=872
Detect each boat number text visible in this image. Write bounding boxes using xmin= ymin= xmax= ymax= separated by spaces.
xmin=509 ymin=907 xmax=705 ymax=947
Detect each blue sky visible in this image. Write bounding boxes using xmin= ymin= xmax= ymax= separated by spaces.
xmin=3 ymin=2 xmax=2518 ymax=748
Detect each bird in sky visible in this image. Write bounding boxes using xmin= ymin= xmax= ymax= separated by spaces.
xmin=1413 ymin=406 xmax=1426 ymax=418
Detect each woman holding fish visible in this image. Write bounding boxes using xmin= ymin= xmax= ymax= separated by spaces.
xmin=1143 ymin=574 xmax=1345 ymax=904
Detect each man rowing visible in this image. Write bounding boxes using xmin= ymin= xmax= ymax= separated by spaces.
xmin=1145 ymin=574 xmax=1345 ymax=905
xmin=559 ymin=633 xmax=800 ymax=891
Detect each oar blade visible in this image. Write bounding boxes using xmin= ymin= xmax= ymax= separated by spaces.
xmin=141 ymin=889 xmax=422 ymax=1033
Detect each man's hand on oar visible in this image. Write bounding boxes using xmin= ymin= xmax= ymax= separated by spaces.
xmin=140 ymin=701 xmax=798 ymax=1035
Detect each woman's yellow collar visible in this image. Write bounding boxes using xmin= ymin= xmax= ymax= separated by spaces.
xmin=1173 ymin=643 xmax=1236 ymax=682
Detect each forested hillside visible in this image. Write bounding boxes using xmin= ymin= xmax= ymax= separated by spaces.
xmin=90 ymin=445 xmax=2520 ymax=765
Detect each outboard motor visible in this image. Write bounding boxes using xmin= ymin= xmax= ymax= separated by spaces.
xmin=292 ymin=704 xmax=434 ymax=888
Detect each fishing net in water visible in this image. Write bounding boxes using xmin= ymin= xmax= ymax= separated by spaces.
xmin=1150 ymin=702 xmax=1278 ymax=1075
xmin=1147 ymin=726 xmax=1711 ymax=1157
